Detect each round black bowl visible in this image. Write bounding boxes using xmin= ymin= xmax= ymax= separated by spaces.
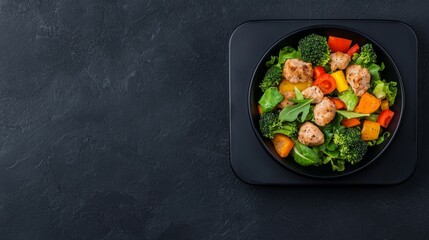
xmin=248 ymin=25 xmax=404 ymax=178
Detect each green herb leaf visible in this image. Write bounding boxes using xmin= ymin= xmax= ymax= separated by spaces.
xmin=292 ymin=141 xmax=321 ymax=166
xmin=266 ymin=56 xmax=278 ymax=67
xmin=278 ymin=88 xmax=312 ymax=122
xmin=338 ymin=88 xmax=359 ymax=111
xmin=366 ymin=114 xmax=379 ymax=122
xmin=274 ymin=47 xmax=301 ymax=69
xmin=258 ymin=87 xmax=283 ymax=113
xmin=279 ymin=98 xmax=312 ymax=122
xmin=336 ymin=110 xmax=370 ymax=119
xmin=368 ymin=131 xmax=391 ymax=146
xmin=294 ymin=86 xmax=304 ymax=100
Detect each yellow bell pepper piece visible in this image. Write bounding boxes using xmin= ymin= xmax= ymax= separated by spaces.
xmin=361 ymin=120 xmax=380 ymax=141
xmin=278 ymin=79 xmax=312 ymax=93
xmin=330 ymin=70 xmax=349 ymax=93
xmin=380 ymin=99 xmax=389 ymax=111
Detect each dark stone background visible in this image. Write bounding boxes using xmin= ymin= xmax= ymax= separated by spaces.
xmin=0 ymin=0 xmax=426 ymax=239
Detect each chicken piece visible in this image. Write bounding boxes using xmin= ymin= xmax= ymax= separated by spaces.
xmin=298 ymin=122 xmax=325 ymax=146
xmin=314 ymin=97 xmax=336 ymax=127
xmin=302 ymin=86 xmax=324 ymax=103
xmin=330 ymin=52 xmax=351 ymax=71
xmin=278 ymin=91 xmax=296 ymax=109
xmin=346 ymin=64 xmax=371 ymax=97
xmin=282 ymin=59 xmax=313 ymax=83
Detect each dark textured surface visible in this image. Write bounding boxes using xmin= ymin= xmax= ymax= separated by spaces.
xmin=0 ymin=0 xmax=426 ymax=239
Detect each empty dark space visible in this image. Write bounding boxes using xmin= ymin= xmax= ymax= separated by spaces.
xmin=0 ymin=0 xmax=426 ymax=239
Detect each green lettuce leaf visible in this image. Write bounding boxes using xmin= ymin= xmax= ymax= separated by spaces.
xmin=338 ymin=88 xmax=359 ymax=111
xmin=258 ymin=87 xmax=283 ymax=113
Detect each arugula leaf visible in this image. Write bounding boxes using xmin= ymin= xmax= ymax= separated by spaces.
xmin=294 ymin=86 xmax=304 ymax=100
xmin=325 ymin=157 xmax=345 ymax=171
xmin=336 ymin=110 xmax=370 ymax=119
xmin=279 ymin=88 xmax=312 ymax=122
xmin=258 ymin=87 xmax=283 ymax=113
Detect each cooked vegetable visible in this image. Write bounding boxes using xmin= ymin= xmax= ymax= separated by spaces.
xmin=259 ymin=112 xmax=298 ymax=139
xmin=330 ymin=70 xmax=349 ymax=93
xmin=328 ymin=36 xmax=352 ymax=53
xmin=279 ymin=88 xmax=312 ymax=122
xmin=354 ymin=92 xmax=381 ymax=114
xmin=279 ymin=79 xmax=312 ymax=92
xmin=371 ymin=79 xmax=398 ymax=106
xmin=377 ymin=109 xmax=395 ymax=128
xmin=347 ymin=44 xmax=360 ymax=57
xmin=336 ymin=110 xmax=369 ymax=119
xmin=257 ymin=105 xmax=263 ymax=114
xmin=259 ymin=66 xmax=283 ymax=92
xmin=352 ymin=43 xmax=377 ymax=67
xmin=298 ymin=34 xmax=331 ymax=66
xmin=313 ymin=66 xmax=326 ymax=78
xmin=361 ymin=120 xmax=380 ymax=141
xmin=381 ymin=100 xmax=389 ymax=111
xmin=331 ymin=98 xmax=346 ymax=110
xmin=338 ymin=88 xmax=359 ymax=111
xmin=292 ymin=140 xmax=321 ymax=166
xmin=366 ymin=113 xmax=379 ymax=122
xmin=272 ymin=134 xmax=295 ymax=157
xmin=333 ymin=126 xmax=368 ymax=164
xmin=314 ymin=73 xmax=337 ymax=94
xmin=341 ymin=118 xmax=361 ymax=128
xmin=368 ymin=132 xmax=390 ymax=146
xmin=258 ymin=87 xmax=284 ymax=113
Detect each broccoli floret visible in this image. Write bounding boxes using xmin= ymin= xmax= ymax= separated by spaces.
xmin=333 ymin=126 xmax=368 ymax=164
xmin=352 ymin=43 xmax=377 ymax=67
xmin=259 ymin=66 xmax=283 ymax=92
xmin=298 ymin=34 xmax=331 ymax=66
xmin=259 ymin=112 xmax=297 ymax=139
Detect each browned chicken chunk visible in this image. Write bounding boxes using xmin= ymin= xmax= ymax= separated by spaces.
xmin=330 ymin=52 xmax=351 ymax=71
xmin=314 ymin=97 xmax=336 ymax=126
xmin=298 ymin=122 xmax=325 ymax=146
xmin=346 ymin=64 xmax=371 ymax=97
xmin=282 ymin=59 xmax=313 ymax=83
xmin=302 ymin=86 xmax=324 ymax=103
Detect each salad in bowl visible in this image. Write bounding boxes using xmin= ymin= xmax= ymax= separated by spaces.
xmin=254 ymin=30 xmax=399 ymax=173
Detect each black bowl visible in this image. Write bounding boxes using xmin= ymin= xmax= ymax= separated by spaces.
xmin=248 ymin=25 xmax=404 ymax=178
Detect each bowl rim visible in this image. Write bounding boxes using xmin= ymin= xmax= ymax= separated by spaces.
xmin=247 ymin=24 xmax=405 ymax=179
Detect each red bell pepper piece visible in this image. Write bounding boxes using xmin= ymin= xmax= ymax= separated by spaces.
xmin=328 ymin=36 xmax=352 ymax=53
xmin=313 ymin=66 xmax=326 ymax=79
xmin=347 ymin=44 xmax=360 ymax=57
xmin=377 ymin=109 xmax=395 ymax=128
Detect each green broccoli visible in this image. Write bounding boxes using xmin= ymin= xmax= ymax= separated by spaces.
xmin=298 ymin=34 xmax=331 ymax=66
xmin=333 ymin=126 xmax=368 ymax=164
xmin=352 ymin=43 xmax=377 ymax=67
xmin=259 ymin=112 xmax=297 ymax=139
xmin=259 ymin=66 xmax=283 ymax=92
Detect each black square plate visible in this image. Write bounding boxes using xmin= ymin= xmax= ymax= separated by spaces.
xmin=229 ymin=20 xmax=418 ymax=185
